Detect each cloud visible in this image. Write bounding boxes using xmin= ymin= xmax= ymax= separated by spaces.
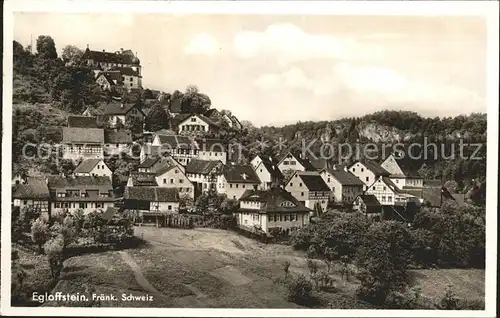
xmin=234 ymin=23 xmax=383 ymax=64
xmin=185 ymin=33 xmax=220 ymax=55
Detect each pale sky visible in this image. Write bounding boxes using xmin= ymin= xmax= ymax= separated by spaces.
xmin=14 ymin=13 xmax=487 ymax=127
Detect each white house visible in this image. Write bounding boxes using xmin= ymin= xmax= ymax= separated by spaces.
xmin=73 ymin=159 xmax=112 ymax=179
xmin=277 ymin=150 xmax=315 ymax=173
xmin=285 ymin=171 xmax=330 ymax=213
xmin=185 ymin=159 xmax=224 ymax=193
xmin=235 ymin=188 xmax=311 ymax=234
xmin=196 ymin=138 xmax=227 ymax=164
xmin=104 ymin=129 xmax=133 ymax=156
xmin=319 ymin=167 xmax=364 ymax=204
xmin=380 ymin=153 xmax=424 ymax=190
xmin=12 ymin=177 xmax=50 ymax=218
xmin=365 ymin=176 xmax=418 ymax=206
xmin=154 ymin=162 xmax=194 ymax=199
xmin=93 ymin=99 xmax=145 ymax=128
xmin=217 ymin=164 xmax=261 ymax=200
xmin=177 ymin=114 xmax=219 ymax=134
xmin=252 ymin=155 xmax=284 ymax=190
xmin=348 ymin=160 xmax=391 ymax=190
xmin=151 ymin=134 xmax=198 ymax=166
xmin=61 ymin=127 xmax=104 ymax=161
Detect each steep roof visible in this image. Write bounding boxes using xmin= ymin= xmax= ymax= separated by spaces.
xmin=153 ymin=162 xmax=179 ymax=176
xmin=109 ymin=66 xmax=141 ymax=77
xmin=185 ymin=159 xmax=222 ymax=175
xmin=67 ymin=115 xmax=98 ymax=128
xmin=124 ymin=187 xmax=179 ymax=202
xmin=324 ymin=168 xmax=364 ymax=186
xmin=82 ymin=48 xmax=140 ymax=65
xmin=394 ymin=157 xmax=424 ymax=178
xmin=380 ymin=176 xmax=402 ymax=194
xmin=128 ymin=172 xmax=158 ymax=187
xmin=97 ymin=73 xmax=117 ymax=86
xmin=298 ymin=172 xmax=331 ymax=191
xmin=357 ymin=194 xmax=381 ymax=207
xmin=100 ymin=71 xmax=123 ymax=84
xmin=155 ymin=134 xmax=196 ymax=149
xmin=258 ymin=156 xmax=284 ymax=181
xmin=47 ymin=175 xmax=112 ymax=190
xmin=205 ymin=108 xmax=220 ymax=118
xmin=12 ymin=177 xmax=50 ymax=200
xmin=279 ymin=150 xmax=316 ymax=171
xmin=137 ymin=156 xmax=161 ymax=168
xmin=74 ymin=159 xmax=103 ymax=174
xmin=352 ymin=160 xmax=390 ymax=177
xmin=223 ymin=165 xmax=260 ymax=183
xmin=95 ymin=100 xmax=144 ymax=116
xmin=62 ymin=127 xmax=104 ymax=144
xmin=239 ymin=188 xmax=311 ymax=214
xmin=104 ymin=129 xmax=133 ymax=144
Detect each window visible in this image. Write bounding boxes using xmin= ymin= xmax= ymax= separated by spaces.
xmin=299 ymin=183 xmax=302 ymax=187
xmin=23 ymin=200 xmax=27 ymax=205
xmin=191 ymin=117 xmax=196 ymax=122
xmin=175 ymin=169 xmax=178 ymax=173
xmin=290 ymin=161 xmax=296 ymax=165
xmin=284 ymin=215 xmax=289 ymax=221
xmin=352 ymin=168 xmax=356 ymax=172
xmin=179 ymin=179 xmax=184 ymax=183
xmin=290 ymin=183 xmax=293 ymax=187
xmin=387 ymin=196 xmax=392 ymax=201
xmin=79 ymin=203 xmax=87 ymax=209
xmin=168 ymin=205 xmax=172 ymax=210
xmin=361 ymin=168 xmax=364 ymax=172
xmin=116 ymin=144 xmax=119 ymax=147
xmin=122 ymin=76 xmax=125 ymax=81
xmin=170 ymin=179 xmax=174 ymax=184
xmin=236 ymin=184 xmax=239 ymax=188
xmin=163 ymin=179 xmax=166 ymax=184
xmin=242 ymin=184 xmax=245 ymax=188
xmin=383 ymin=186 xmax=386 ymax=191
xmin=381 ymin=196 xmax=386 ymax=202
xmin=395 ymin=179 xmax=399 ymax=183
xmin=260 ymin=169 xmax=262 ymax=172
xmin=366 ymin=177 xmax=369 ymax=182
xmin=96 ymin=202 xmax=103 ymax=208
xmin=130 ymin=83 xmax=133 ymax=87
xmin=283 ymin=161 xmax=289 ymax=165
xmin=130 ymin=77 xmax=133 ymax=82
xmin=301 ymin=192 xmax=304 ymax=196
xmin=230 ymin=184 xmax=233 ymax=188
xmin=327 ymin=178 xmax=330 ymax=182
xmin=332 ymin=187 xmax=335 ymax=192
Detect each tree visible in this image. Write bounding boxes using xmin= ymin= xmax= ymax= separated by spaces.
xmin=31 ymin=218 xmax=50 ymax=254
xmin=142 ymin=88 xmax=154 ymax=100
xmin=61 ymin=45 xmax=83 ymax=65
xmin=125 ymin=115 xmax=144 ymax=134
xmin=286 ymin=275 xmax=313 ymax=306
xmin=45 ymin=235 xmax=65 ymax=279
xmin=356 ymin=221 xmax=413 ymax=305
xmin=145 ymin=104 xmax=170 ymax=131
xmin=282 ymin=260 xmax=291 ymax=280
xmin=194 ymin=192 xmax=210 ymax=214
xmin=36 ymin=35 xmax=58 ymax=60
xmin=179 ymin=195 xmax=194 ymax=213
xmin=181 ymin=85 xmax=211 ymax=114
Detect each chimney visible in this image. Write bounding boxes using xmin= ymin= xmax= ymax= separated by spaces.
xmin=120 ymin=48 xmax=124 ymax=53
xmin=103 ymin=49 xmax=105 ymax=53
xmin=344 ymin=165 xmax=348 ymax=172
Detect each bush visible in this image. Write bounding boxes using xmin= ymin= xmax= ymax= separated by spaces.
xmin=45 ymin=235 xmax=65 ymax=279
xmin=286 ymin=275 xmax=314 ymax=306
xmin=31 ymin=218 xmax=50 ymax=254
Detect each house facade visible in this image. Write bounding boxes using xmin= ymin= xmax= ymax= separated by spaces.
xmin=151 ymin=134 xmax=199 ymax=166
xmin=73 ymin=159 xmax=112 ymax=179
xmin=124 ymin=187 xmax=180 ymax=215
xmin=253 ymin=155 xmax=284 ymax=190
xmin=12 ymin=177 xmax=51 ymax=219
xmin=236 ymin=188 xmax=311 ymax=234
xmin=196 ymin=138 xmax=227 ymax=164
xmin=61 ymin=127 xmax=104 ymax=161
xmin=352 ymin=194 xmax=383 ymax=217
xmin=185 ymin=159 xmax=223 ymax=194
xmin=177 ymin=114 xmax=219 ymax=134
xmin=154 ymin=163 xmax=195 ymax=199
xmin=104 ymin=129 xmax=133 ymax=156
xmin=277 ymin=151 xmax=315 ymax=173
xmin=217 ymin=165 xmax=261 ymax=200
xmin=380 ymin=154 xmax=424 ymax=190
xmin=348 ymin=160 xmax=391 ymax=190
xmin=319 ymin=167 xmax=364 ymax=204
xmin=365 ymin=176 xmax=418 ymax=206
xmin=47 ymin=175 xmax=115 ymax=216
xmin=94 ymin=100 xmax=145 ymax=128
xmin=285 ymin=171 xmax=330 ymax=213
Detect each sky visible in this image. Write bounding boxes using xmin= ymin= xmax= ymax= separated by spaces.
xmin=14 ymin=13 xmax=487 ymax=127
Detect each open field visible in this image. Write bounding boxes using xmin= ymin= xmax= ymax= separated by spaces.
xmin=15 ymin=227 xmax=484 ymax=308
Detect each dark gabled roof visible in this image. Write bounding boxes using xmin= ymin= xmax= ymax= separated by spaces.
xmin=351 ymin=160 xmax=390 ymax=177
xmin=82 ymin=48 xmax=140 ymax=65
xmin=74 ymin=159 xmax=103 ymax=174
xmin=155 ymin=134 xmax=196 ymax=149
xmin=153 ymin=162 xmax=179 ymax=176
xmin=95 ymin=100 xmax=144 ymax=116
xmin=357 ymin=194 xmax=381 ymax=207
xmin=381 ymin=176 xmax=402 ymax=194
xmin=67 ymin=115 xmax=98 ymax=128
xmin=298 ymin=172 xmax=330 ymax=191
xmin=324 ymin=168 xmax=364 ymax=186
xmin=124 ymin=187 xmax=179 ymax=202
xmin=223 ymin=165 xmax=260 ymax=183
xmin=169 ymin=98 xmax=182 ymax=114
xmin=100 ymin=71 xmax=123 ymax=84
xmin=62 ymin=127 xmax=104 ymax=144
xmin=258 ymin=156 xmax=284 ymax=181
xmin=109 ymin=66 xmax=141 ymax=77
xmin=97 ymin=73 xmax=117 ymax=86
xmin=394 ymin=157 xmax=424 ymax=178
xmin=128 ymin=172 xmax=158 ymax=187
xmin=205 ymin=108 xmax=220 ymax=118
xmin=138 ymin=156 xmax=161 ymax=168
xmin=104 ymin=129 xmax=133 ymax=144
xmin=47 ymin=175 xmax=112 ymax=189
xmin=196 ymin=138 xmax=227 ymax=152
xmin=12 ymin=177 xmax=50 ymax=200
xmin=185 ymin=159 xmax=222 ymax=175
xmin=239 ymin=188 xmax=311 ymax=214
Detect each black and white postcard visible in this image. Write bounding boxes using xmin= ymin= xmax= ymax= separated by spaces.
xmin=1 ymin=1 xmax=498 ymax=317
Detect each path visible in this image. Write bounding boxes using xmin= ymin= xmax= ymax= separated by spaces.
xmin=118 ymin=250 xmax=163 ymax=295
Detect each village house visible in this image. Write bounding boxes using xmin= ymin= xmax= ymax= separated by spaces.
xmin=151 ymin=134 xmax=198 ymax=166
xmin=277 ymin=150 xmax=316 ymax=173
xmin=236 ymin=188 xmax=311 ymax=234
xmin=67 ymin=115 xmax=98 ymax=128
xmin=127 ymin=172 xmax=158 ymax=187
xmin=108 ymin=66 xmax=142 ymax=90
xmin=230 ymin=115 xmax=243 ymax=130
xmin=139 ymin=144 xmax=165 ymax=162
xmin=95 ymin=71 xmax=123 ymax=91
xmin=221 ymin=113 xmax=234 ymax=128
xmin=92 ymin=99 xmax=145 ymax=128
xmin=176 ymin=114 xmax=220 ymax=135
xmin=104 ymin=129 xmax=133 ymax=156
xmin=73 ymin=159 xmax=112 ymax=179
xmin=137 ymin=155 xmax=184 ymax=174
xmin=185 ymin=159 xmax=224 ymax=194
xmin=204 ymin=108 xmax=221 ymax=121
xmin=217 ymin=164 xmax=261 ymax=200
xmin=352 ymin=194 xmax=383 ymax=217
xmin=12 ymin=177 xmax=51 ymax=219
xmin=285 ymin=171 xmax=331 ymax=214
xmin=348 ymin=160 xmax=391 ymax=190
xmin=380 ymin=153 xmax=425 ymax=189
xmin=252 ymin=155 xmax=285 ymax=190
xmin=124 ymin=187 xmax=180 ymax=216
xmin=47 ymin=175 xmax=115 ymax=216
xmin=196 ymin=138 xmax=228 ymax=163
xmin=61 ymin=127 xmax=104 ymax=161
xmin=319 ymin=167 xmax=364 ymax=204
xmin=153 ymin=162 xmax=195 ymax=199
xmin=364 ymin=176 xmax=419 ymax=206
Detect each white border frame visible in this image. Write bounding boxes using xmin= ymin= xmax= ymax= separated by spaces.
xmin=2 ymin=1 xmax=498 ymax=317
